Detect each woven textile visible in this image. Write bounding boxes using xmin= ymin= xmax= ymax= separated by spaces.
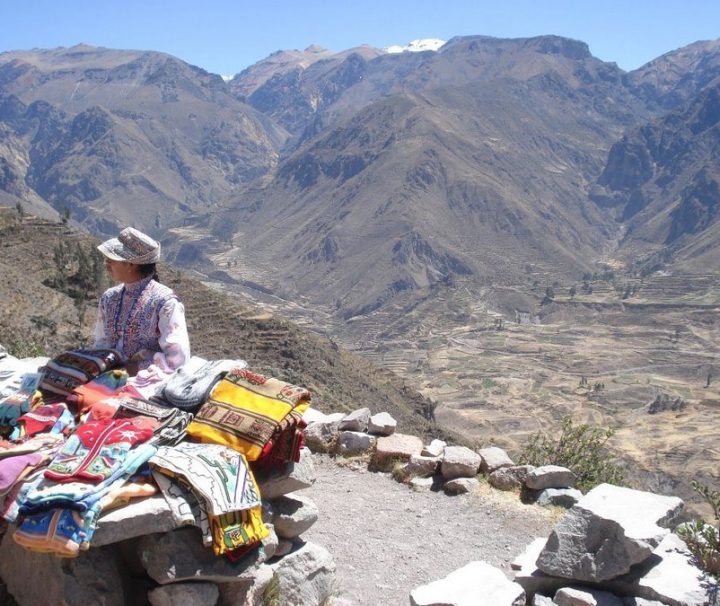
xmin=13 ymin=507 xmax=89 ymax=557
xmin=186 ymin=369 xmax=310 ymax=461
xmin=39 ymin=349 xmax=123 ymax=397
xmin=14 ymin=477 xmax=156 ymax=557
xmin=252 ymin=410 xmax=307 ymax=471
xmin=0 ymin=390 xmax=37 ymax=430
xmin=20 ymin=443 xmax=156 ymax=516
xmin=113 ymin=397 xmax=193 ymax=446
xmin=150 ymin=442 xmax=261 ymax=515
xmin=0 ymin=434 xmax=64 ymax=459
xmin=0 ymin=453 xmax=43 ymax=494
xmin=150 ymin=442 xmax=267 ymax=555
xmin=44 ymin=418 xmax=155 ymax=483
xmin=16 ymin=403 xmax=75 ymax=440
xmin=151 ymin=470 xmax=212 ymax=546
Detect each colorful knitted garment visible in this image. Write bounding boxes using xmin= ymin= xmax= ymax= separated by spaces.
xmin=20 ymin=443 xmax=157 ymax=516
xmin=0 ymin=433 xmax=64 ymax=459
xmin=0 ymin=389 xmax=39 ymax=431
xmin=186 ymin=369 xmax=310 ymax=461
xmin=44 ymin=418 xmax=155 ymax=483
xmin=14 ymin=403 xmax=75 ymax=440
xmin=113 ymin=397 xmax=194 ymax=446
xmin=14 ymin=477 xmax=157 ymax=557
xmin=13 ymin=507 xmax=89 ymax=557
xmin=0 ymin=452 xmax=44 ymax=494
xmin=66 ymin=369 xmax=129 ymax=415
xmin=39 ymin=349 xmax=123 ymax=397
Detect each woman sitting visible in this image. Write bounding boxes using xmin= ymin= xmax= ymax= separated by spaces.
xmin=94 ymin=227 xmax=190 ymax=376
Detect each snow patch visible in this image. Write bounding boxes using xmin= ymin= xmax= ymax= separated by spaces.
xmin=385 ymin=38 xmax=446 ymax=54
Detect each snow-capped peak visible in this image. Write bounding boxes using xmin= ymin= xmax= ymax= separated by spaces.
xmin=385 ymin=39 xmax=446 ymax=54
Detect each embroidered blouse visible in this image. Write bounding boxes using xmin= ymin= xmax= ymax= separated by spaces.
xmin=93 ymin=276 xmax=190 ymax=372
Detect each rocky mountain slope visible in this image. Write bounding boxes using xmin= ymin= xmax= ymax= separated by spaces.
xmin=0 ymin=45 xmax=285 ymax=238
xmin=197 ymin=35 xmax=661 ymax=323
xmin=591 ymin=77 xmax=720 ymax=273
xmin=3 ymin=37 xmax=720 ymax=326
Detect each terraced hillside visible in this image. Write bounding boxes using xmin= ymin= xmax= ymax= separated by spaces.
xmin=204 ymin=261 xmax=720 ymax=516
xmin=0 ymin=208 xmax=457 ymax=442
xmin=347 ymin=272 xmax=720 ymax=516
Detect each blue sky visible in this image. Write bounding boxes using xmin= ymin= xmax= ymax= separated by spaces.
xmin=1 ymin=0 xmax=718 ymax=76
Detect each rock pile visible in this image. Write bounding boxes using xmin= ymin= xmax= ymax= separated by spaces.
xmin=512 ymin=483 xmax=718 ymax=606
xmin=306 ymin=407 xmax=719 ymax=606
xmin=0 ymin=447 xmax=336 ymax=606
xmin=305 ymin=407 xmax=581 ymax=506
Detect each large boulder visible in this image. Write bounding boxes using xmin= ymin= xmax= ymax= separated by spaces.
xmin=148 ymin=582 xmax=219 ymax=606
xmin=137 ymin=527 xmax=265 ymax=584
xmin=534 ymin=488 xmax=583 ymax=508
xmin=0 ymin=530 xmax=125 ymax=606
xmin=257 ymin=447 xmax=316 ymax=499
xmin=93 ymin=495 xmax=179 ymax=546
xmin=615 ymin=533 xmax=720 ymax=606
xmin=338 ymin=408 xmax=371 ymax=432
xmin=478 ymin=446 xmax=514 ymax=473
xmin=217 ymin=565 xmax=274 ymax=606
xmin=338 ymin=431 xmax=376 ymax=456
xmin=489 ymin=465 xmax=535 ymax=491
xmin=368 ymin=412 xmax=397 ymax=436
xmin=270 ymin=493 xmax=319 ymax=539
xmin=536 ymin=484 xmax=684 ymax=582
xmin=512 ymin=537 xmax=568 ymax=597
xmin=410 ymin=561 xmax=525 ymax=606
xmin=267 ymin=542 xmax=336 ymax=606
xmin=370 ymin=433 xmax=424 ymax=471
xmin=303 ymin=418 xmax=341 ymax=453
xmin=440 ymin=446 xmax=482 ymax=480
xmin=525 ymin=465 xmax=576 ymax=490
xmin=422 ymin=439 xmax=446 ymax=458
xmin=553 ymin=586 xmax=624 ymax=606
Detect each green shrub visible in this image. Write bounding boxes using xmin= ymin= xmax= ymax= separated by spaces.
xmin=677 ymin=481 xmax=720 ymax=579
xmin=517 ymin=416 xmax=625 ymax=491
xmin=261 ymin=573 xmax=281 ymax=606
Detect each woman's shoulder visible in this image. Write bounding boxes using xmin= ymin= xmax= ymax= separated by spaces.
xmin=100 ymin=284 xmax=124 ymax=301
xmin=146 ymin=280 xmax=179 ymax=306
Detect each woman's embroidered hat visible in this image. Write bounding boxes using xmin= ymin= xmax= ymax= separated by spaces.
xmin=97 ymin=227 xmax=161 ymax=264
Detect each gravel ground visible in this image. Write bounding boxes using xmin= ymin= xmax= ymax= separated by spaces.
xmin=302 ymin=454 xmax=558 ymax=606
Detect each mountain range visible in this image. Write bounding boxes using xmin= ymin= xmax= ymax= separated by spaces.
xmin=1 ymin=37 xmax=719 ymax=328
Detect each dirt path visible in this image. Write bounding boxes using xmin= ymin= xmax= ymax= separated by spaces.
xmin=302 ymin=454 xmax=558 ymax=606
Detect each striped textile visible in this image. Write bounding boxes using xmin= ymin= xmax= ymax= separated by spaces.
xmin=186 ymin=368 xmax=310 ymax=461
xmin=39 ymin=349 xmax=123 ymax=397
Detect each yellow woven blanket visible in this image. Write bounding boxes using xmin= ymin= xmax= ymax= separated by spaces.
xmin=186 ymin=369 xmax=310 ymax=461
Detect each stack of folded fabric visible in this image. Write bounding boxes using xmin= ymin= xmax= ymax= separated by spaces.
xmin=12 ymin=442 xmax=158 ymax=557
xmin=0 ymin=347 xmax=313 ymax=562
xmin=150 ymin=441 xmax=267 ymax=556
xmin=186 ymin=368 xmax=311 ymax=470
xmin=38 ymin=349 xmax=123 ymax=398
